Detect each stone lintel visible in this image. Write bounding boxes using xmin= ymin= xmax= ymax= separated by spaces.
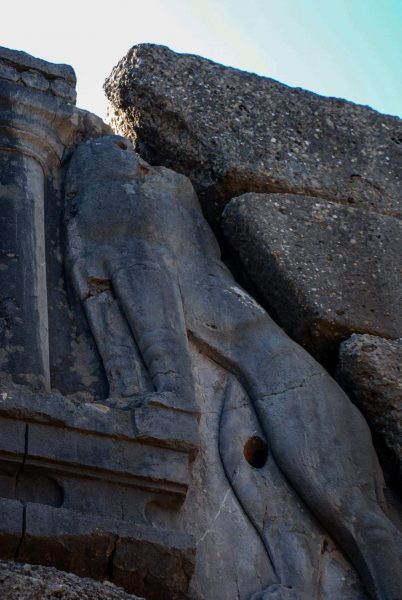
xmin=0 ymin=381 xmax=199 ymax=454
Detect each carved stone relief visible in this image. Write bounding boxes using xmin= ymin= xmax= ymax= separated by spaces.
xmin=0 ymin=44 xmax=401 ymax=600
xmin=0 ymin=46 xmax=77 ymax=390
xmin=63 ymin=134 xmax=401 ymax=600
xmin=0 ymin=48 xmax=196 ymax=600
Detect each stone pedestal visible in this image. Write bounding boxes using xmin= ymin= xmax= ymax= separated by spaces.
xmin=0 ymin=377 xmax=197 ymax=599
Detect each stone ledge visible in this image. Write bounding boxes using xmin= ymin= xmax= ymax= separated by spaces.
xmin=0 ymin=378 xmax=198 ymax=454
xmin=0 ymin=500 xmax=194 ymax=599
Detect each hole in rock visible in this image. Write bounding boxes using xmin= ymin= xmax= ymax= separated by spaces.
xmin=244 ymin=435 xmax=268 ymax=469
xmin=86 ymin=277 xmax=112 ymax=297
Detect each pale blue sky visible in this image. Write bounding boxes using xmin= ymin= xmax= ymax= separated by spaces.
xmin=1 ymin=0 xmax=401 ymax=120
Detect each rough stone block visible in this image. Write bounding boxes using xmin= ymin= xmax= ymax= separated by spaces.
xmin=338 ymin=334 xmax=402 ymax=481
xmin=113 ymin=533 xmax=195 ymax=600
xmin=105 ymin=44 xmax=402 ymax=226
xmin=17 ymin=503 xmax=195 ymax=598
xmin=0 ymin=498 xmax=24 ymax=559
xmin=222 ymin=192 xmax=402 ymax=361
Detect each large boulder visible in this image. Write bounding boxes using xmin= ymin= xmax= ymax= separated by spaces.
xmin=222 ymin=192 xmax=402 ymax=361
xmin=105 ymin=44 xmax=402 ymax=227
xmin=337 ymin=334 xmax=402 ymax=481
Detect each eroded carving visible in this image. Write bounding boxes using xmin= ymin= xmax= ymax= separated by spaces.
xmin=65 ymin=137 xmax=199 ymax=415
xmin=0 ymin=46 xmax=77 ymax=390
xmin=0 ymin=48 xmax=198 ymax=600
xmin=64 ymin=135 xmax=402 ymax=600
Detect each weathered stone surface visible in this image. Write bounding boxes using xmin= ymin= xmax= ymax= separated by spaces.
xmin=0 ymin=560 xmax=143 ymax=599
xmin=19 ymin=503 xmax=194 ymax=600
xmin=0 ymin=498 xmax=23 ymax=559
xmin=104 ymin=44 xmax=402 ymax=227
xmin=222 ymin=192 xmax=402 ymax=361
xmin=0 ymin=369 xmax=197 ymax=597
xmin=338 ymin=334 xmax=402 ymax=480
xmin=1 ymin=42 xmax=402 ymax=600
xmin=73 ymin=108 xmax=113 ymax=147
xmin=219 ymin=377 xmax=368 ymax=600
xmin=0 ymin=46 xmax=75 ymax=84
xmin=62 ymin=135 xmax=401 ymax=600
xmin=0 ymin=46 xmax=77 ymax=391
xmin=0 ymin=46 xmax=115 ymax=404
xmin=0 ymin=493 xmax=195 ymax=599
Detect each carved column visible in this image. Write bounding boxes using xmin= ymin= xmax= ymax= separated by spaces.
xmin=0 ymin=47 xmax=77 ymax=390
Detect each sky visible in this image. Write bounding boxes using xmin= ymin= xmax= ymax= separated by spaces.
xmin=1 ymin=0 xmax=401 ymax=120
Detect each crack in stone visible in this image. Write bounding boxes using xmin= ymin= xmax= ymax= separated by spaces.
xmin=13 ymin=423 xmax=29 ymax=561
xmin=196 ymin=484 xmax=234 ymax=546
xmin=106 ymin=534 xmax=119 ymax=582
xmin=15 ymin=422 xmax=29 ymax=491
xmin=258 ymin=371 xmax=326 ymax=402
xmin=14 ymin=502 xmax=26 ymax=561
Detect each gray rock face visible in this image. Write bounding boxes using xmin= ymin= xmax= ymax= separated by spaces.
xmin=104 ymin=44 xmax=402 ymax=227
xmin=0 ymin=560 xmax=144 ymax=599
xmin=338 ymin=334 xmax=402 ymax=480
xmin=222 ymin=193 xmax=402 ymax=361
xmin=1 ymin=43 xmax=402 ymax=600
xmin=0 ymin=49 xmax=196 ymax=600
xmin=0 ymin=376 xmax=196 ymax=600
xmin=0 ymin=46 xmax=78 ymax=390
xmin=62 ymin=135 xmax=401 ymax=600
xmin=74 ymin=108 xmax=113 ymax=147
xmin=0 ymin=46 xmax=112 ymax=397
xmin=219 ymin=378 xmax=368 ymax=600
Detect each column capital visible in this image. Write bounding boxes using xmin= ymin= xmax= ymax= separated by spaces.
xmin=0 ymin=47 xmax=78 ymax=172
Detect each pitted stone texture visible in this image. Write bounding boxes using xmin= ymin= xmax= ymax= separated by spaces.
xmin=338 ymin=334 xmax=402 ymax=479
xmin=222 ymin=192 xmax=402 ymax=361
xmin=0 ymin=560 xmax=143 ymax=599
xmin=105 ymin=44 xmax=402 ymax=226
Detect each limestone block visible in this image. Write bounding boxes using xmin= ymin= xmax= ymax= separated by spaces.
xmin=222 ymin=192 xmax=402 ymax=361
xmin=105 ymin=44 xmax=402 ymax=226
